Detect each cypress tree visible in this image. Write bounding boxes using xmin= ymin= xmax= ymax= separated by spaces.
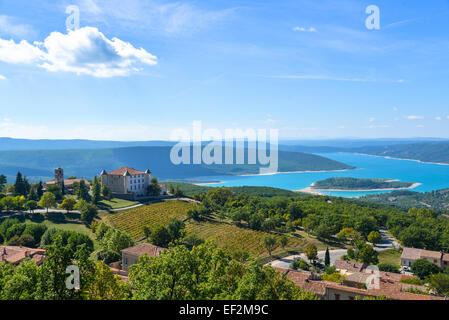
xmin=325 ymin=247 xmax=330 ymax=266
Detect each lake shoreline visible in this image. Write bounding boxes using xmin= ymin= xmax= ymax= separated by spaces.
xmin=193 ymin=168 xmax=355 ymax=186
xmin=296 ymin=182 xmax=422 ymax=196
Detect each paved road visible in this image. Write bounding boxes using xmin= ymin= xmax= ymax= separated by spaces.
xmin=0 ymin=197 xmax=200 ymax=220
xmin=375 ymin=228 xmax=401 ymax=251
xmin=268 ymin=229 xmax=402 ymax=269
xmin=269 ymin=249 xmax=347 ymax=269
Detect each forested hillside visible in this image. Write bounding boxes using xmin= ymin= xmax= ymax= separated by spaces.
xmin=0 ymin=147 xmax=354 ymax=183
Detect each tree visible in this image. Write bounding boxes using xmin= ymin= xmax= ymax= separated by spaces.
xmin=324 ymin=247 xmax=330 ymax=266
xmin=38 ymin=193 xmax=56 ymax=213
xmin=76 ymin=180 xmax=89 ymax=201
xmin=428 ymin=273 xmax=449 ymax=297
xmin=36 ymin=182 xmax=44 ymax=199
xmin=91 ymin=176 xmax=101 ymax=205
xmin=280 ymin=236 xmax=288 ymax=249
xmin=183 ymin=233 xmax=205 ymax=248
xmin=147 ymin=177 xmax=161 ymax=197
xmin=101 ymin=185 xmax=112 ymax=200
xmin=143 ymin=226 xmax=151 ymax=240
xmin=411 ymin=259 xmax=441 ymax=280
xmin=76 ymin=200 xmax=97 ymax=225
xmin=367 ymin=231 xmax=382 ymax=245
xmin=0 ymin=174 xmax=7 ymax=191
xmin=378 ymin=263 xmax=400 ymax=273
xmin=357 ymin=243 xmax=379 ymax=265
xmin=264 ymin=236 xmax=277 ymax=256
xmin=14 ymin=172 xmax=27 ymax=196
xmin=150 ymin=226 xmax=172 ymax=247
xmin=97 ymin=228 xmax=134 ymax=264
xmin=24 ymin=200 xmax=38 ymax=213
xmin=59 ymin=198 xmax=77 ymax=214
xmin=46 ymin=185 xmax=63 ymax=201
xmin=85 ymin=261 xmax=131 ymax=300
xmin=304 ymin=243 xmax=318 ymax=264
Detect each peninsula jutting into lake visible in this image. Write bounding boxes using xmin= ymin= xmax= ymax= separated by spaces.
xmin=311 ymin=177 xmax=417 ymax=191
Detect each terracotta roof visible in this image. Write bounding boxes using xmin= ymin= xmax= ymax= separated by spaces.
xmin=443 ymin=253 xmax=449 ymax=262
xmin=401 ymin=247 xmax=423 ymax=260
xmin=0 ymin=246 xmax=46 ymax=265
xmin=45 ymin=178 xmax=90 ymax=187
xmin=401 ymin=247 xmax=443 ymax=260
xmin=334 ymin=260 xmax=365 ymax=272
xmin=121 ymin=243 xmax=165 ymax=258
xmin=420 ymin=249 xmax=442 ymax=260
xmin=273 ymin=267 xmax=446 ymax=301
xmin=107 ymin=167 xmax=146 ymax=176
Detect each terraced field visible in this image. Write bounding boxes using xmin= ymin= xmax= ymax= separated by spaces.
xmin=105 ymin=200 xmax=196 ymax=239
xmin=106 ymin=200 xmax=307 ymax=257
xmin=186 ymin=220 xmax=306 ymax=257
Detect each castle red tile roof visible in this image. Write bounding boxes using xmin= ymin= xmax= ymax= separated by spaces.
xmin=107 ymin=167 xmax=146 ymax=176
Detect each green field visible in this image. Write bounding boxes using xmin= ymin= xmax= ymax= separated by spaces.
xmin=378 ymin=249 xmax=402 ymax=266
xmin=105 ymin=200 xmax=313 ymax=258
xmin=105 ymin=200 xmax=196 ymax=239
xmin=98 ymin=198 xmax=140 ymax=210
xmin=24 ymin=218 xmax=99 ymax=249
xmin=186 ymin=220 xmax=306 ymax=257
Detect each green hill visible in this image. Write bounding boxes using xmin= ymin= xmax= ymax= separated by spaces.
xmin=0 ymin=146 xmax=354 ymax=183
xmin=313 ymin=177 xmax=414 ymax=190
xmin=361 ymin=188 xmax=449 ymax=212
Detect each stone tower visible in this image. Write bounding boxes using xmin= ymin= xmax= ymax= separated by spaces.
xmin=55 ymin=168 xmax=64 ymax=191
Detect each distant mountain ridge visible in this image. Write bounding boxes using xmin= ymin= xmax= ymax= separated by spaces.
xmin=0 ymin=146 xmax=354 ymax=183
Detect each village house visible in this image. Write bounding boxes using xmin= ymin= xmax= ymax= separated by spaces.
xmin=100 ymin=167 xmax=166 ymax=200
xmin=401 ymin=247 xmax=449 ymax=269
xmin=275 ymin=266 xmax=445 ymax=300
xmin=0 ymin=246 xmax=46 ymax=266
xmin=120 ymin=243 xmax=166 ymax=271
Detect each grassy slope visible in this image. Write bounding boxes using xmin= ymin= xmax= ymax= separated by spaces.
xmin=105 ymin=201 xmax=196 ymax=239
xmin=104 ymin=200 xmax=335 ymax=258
xmin=378 ymin=249 xmax=402 ymax=266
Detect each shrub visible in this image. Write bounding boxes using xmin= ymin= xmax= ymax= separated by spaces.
xmin=378 ymin=263 xmax=400 ymax=273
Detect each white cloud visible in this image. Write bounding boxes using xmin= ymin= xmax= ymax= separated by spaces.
xmin=447 ymin=115 xmax=449 ymax=120
xmin=75 ymin=0 xmax=234 ymax=36
xmin=0 ymin=39 xmax=46 ymax=64
xmin=393 ymin=106 xmax=398 ymax=112
xmin=435 ymin=116 xmax=442 ymax=121
xmin=0 ymin=74 xmax=6 ymax=80
xmin=0 ymin=15 xmax=34 ymax=38
xmin=368 ymin=117 xmax=376 ymax=123
xmin=0 ymin=27 xmax=157 ymax=77
xmin=416 ymin=124 xmax=425 ymax=128
xmin=293 ymin=26 xmax=317 ymax=32
xmin=406 ymin=115 xmax=424 ymax=120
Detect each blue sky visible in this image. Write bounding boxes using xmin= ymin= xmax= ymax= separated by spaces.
xmin=0 ymin=0 xmax=449 ymax=140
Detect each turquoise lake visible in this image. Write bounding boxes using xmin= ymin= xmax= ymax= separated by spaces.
xmin=195 ymin=153 xmax=449 ymax=198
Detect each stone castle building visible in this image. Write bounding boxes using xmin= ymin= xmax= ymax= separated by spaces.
xmin=100 ymin=167 xmax=156 ymax=200
xmin=44 ymin=168 xmax=90 ymax=193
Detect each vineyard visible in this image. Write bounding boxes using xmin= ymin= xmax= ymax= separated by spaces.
xmin=185 ymin=220 xmax=306 ymax=257
xmin=105 ymin=200 xmax=196 ymax=239
xmin=106 ymin=200 xmax=307 ymax=257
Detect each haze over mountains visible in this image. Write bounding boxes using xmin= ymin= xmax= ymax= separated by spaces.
xmin=2 ymin=137 xmax=449 ymax=184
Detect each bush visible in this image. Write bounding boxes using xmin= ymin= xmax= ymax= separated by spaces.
xmin=378 ymin=263 xmax=400 ymax=273
xmin=411 ymin=259 xmax=441 ymax=279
